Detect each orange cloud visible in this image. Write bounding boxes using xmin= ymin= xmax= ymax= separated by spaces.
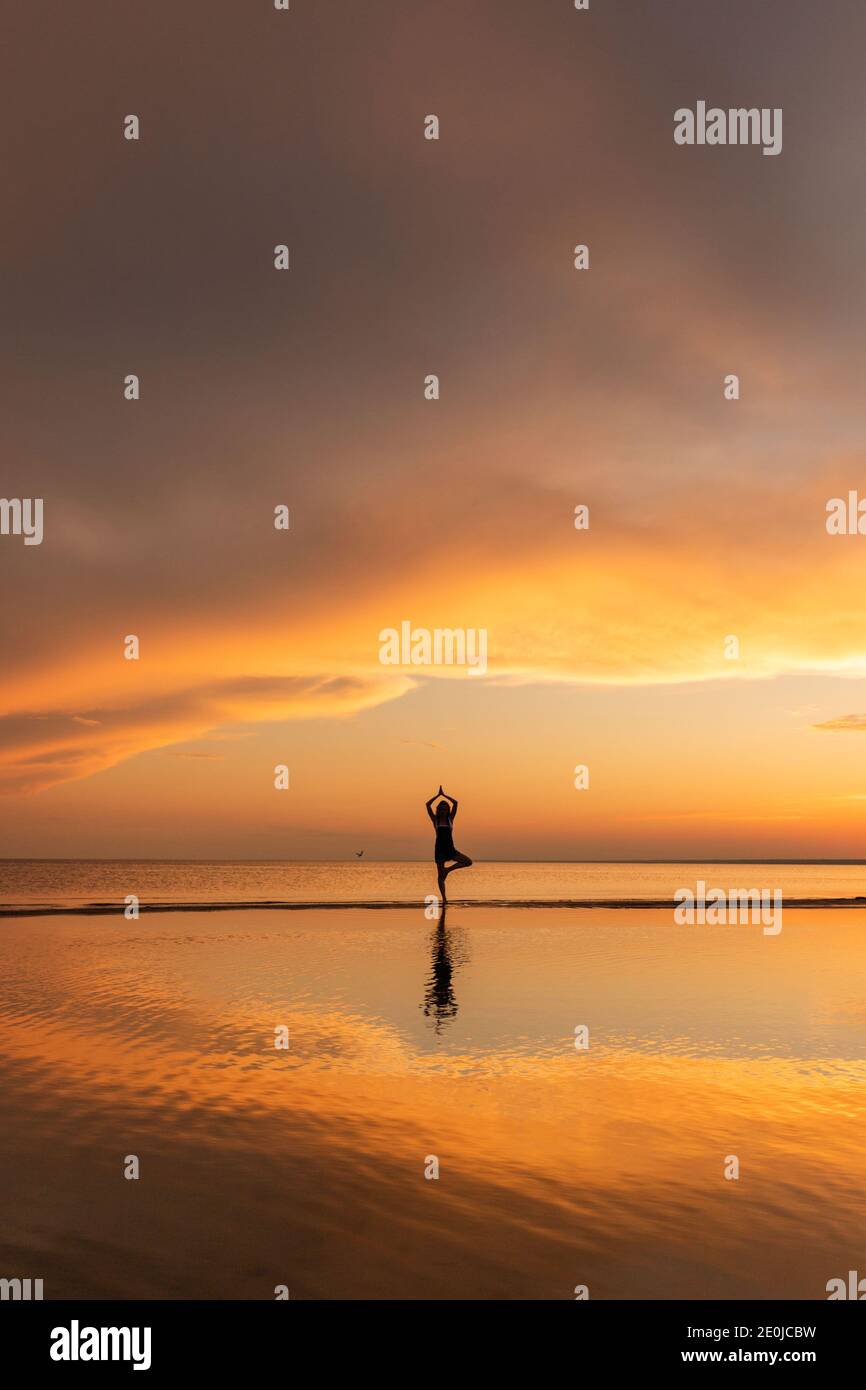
xmin=0 ymin=674 xmax=412 ymax=794
xmin=812 ymin=715 xmax=866 ymax=732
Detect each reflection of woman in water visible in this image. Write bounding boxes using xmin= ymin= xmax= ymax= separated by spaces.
xmin=421 ymin=914 xmax=470 ymax=1032
xmin=423 ymin=924 xmax=458 ymax=1032
xmin=425 ymin=785 xmax=473 ymax=902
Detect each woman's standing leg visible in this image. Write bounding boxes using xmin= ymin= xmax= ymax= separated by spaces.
xmin=437 ymin=861 xmax=448 ymax=902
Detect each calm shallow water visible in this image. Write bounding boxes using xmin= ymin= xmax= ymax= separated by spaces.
xmin=2 ymin=859 xmax=866 ymax=907
xmin=1 ymin=892 xmax=865 ymax=1298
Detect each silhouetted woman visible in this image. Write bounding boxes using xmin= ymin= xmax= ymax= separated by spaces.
xmin=425 ymin=785 xmax=473 ymax=902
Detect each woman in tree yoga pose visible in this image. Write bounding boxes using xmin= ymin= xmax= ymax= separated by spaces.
xmin=425 ymin=786 xmax=473 ymax=903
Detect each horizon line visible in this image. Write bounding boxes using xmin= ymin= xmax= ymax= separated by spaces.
xmin=3 ymin=857 xmax=866 ymax=866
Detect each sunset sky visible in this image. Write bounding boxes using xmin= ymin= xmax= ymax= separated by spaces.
xmin=4 ymin=0 xmax=866 ymax=859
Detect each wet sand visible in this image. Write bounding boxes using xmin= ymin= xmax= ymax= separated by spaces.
xmin=1 ymin=905 xmax=864 ymax=1298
